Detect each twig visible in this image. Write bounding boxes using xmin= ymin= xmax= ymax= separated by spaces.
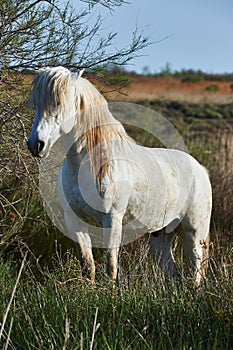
xmin=4 ymin=317 xmax=14 ymax=350
xmin=62 ymin=317 xmax=70 ymax=350
xmin=0 ymin=251 xmax=28 ymax=342
xmin=89 ymin=307 xmax=100 ymax=350
xmin=80 ymin=332 xmax=84 ymax=350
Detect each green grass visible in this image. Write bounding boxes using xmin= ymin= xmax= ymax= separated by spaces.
xmin=0 ymin=246 xmax=233 ymax=350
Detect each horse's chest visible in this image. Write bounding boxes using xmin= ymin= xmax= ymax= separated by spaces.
xmin=66 ymin=184 xmax=86 ymax=211
xmin=58 ymin=175 xmax=102 ymax=226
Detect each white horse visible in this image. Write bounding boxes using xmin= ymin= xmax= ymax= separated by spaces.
xmin=27 ymin=66 xmax=212 ymax=285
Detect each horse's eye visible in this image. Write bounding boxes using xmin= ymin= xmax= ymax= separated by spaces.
xmin=80 ymin=96 xmax=85 ymax=110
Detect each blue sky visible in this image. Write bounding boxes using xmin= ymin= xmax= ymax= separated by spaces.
xmin=71 ymin=0 xmax=233 ymax=74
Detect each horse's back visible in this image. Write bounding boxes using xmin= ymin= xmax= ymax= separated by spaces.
xmin=112 ymin=144 xmax=211 ymax=233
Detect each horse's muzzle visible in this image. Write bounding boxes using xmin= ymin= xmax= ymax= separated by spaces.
xmin=27 ymin=139 xmax=45 ymax=158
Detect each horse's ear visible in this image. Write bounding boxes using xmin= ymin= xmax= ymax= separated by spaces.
xmin=77 ymin=68 xmax=85 ymax=78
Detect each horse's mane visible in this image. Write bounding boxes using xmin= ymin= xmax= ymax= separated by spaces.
xmin=30 ymin=66 xmax=74 ymax=117
xmin=75 ymin=77 xmax=131 ymax=189
xmin=30 ymin=66 xmax=130 ymax=188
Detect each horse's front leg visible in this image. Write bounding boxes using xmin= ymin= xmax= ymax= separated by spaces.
xmin=102 ymin=213 xmax=123 ymax=282
xmin=75 ymin=238 xmax=95 ymax=283
xmin=64 ymin=213 xmax=95 ymax=283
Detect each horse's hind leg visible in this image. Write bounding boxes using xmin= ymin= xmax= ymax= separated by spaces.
xmin=178 ymin=219 xmax=210 ymax=285
xmin=149 ymin=231 xmax=180 ymax=280
xmin=178 ymin=166 xmax=211 ymax=285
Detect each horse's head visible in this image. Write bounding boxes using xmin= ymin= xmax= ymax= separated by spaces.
xmin=27 ymin=66 xmax=79 ymax=158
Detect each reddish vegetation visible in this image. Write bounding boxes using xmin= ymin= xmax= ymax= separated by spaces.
xmin=106 ymin=75 xmax=233 ymax=104
xmin=2 ymin=72 xmax=233 ymax=104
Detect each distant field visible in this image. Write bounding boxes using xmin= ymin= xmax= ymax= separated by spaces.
xmin=107 ymin=75 xmax=233 ymax=104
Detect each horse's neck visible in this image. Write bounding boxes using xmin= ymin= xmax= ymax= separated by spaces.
xmin=62 ymin=125 xmax=86 ymax=170
xmin=63 ymin=113 xmax=128 ymax=176
xmin=62 ymin=124 xmax=78 ymax=152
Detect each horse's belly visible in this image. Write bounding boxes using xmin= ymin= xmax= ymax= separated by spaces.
xmin=123 ymin=179 xmax=189 ymax=233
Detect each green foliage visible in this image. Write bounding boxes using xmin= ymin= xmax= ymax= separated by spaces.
xmin=181 ymin=74 xmax=204 ymax=83
xmin=151 ymin=68 xmax=233 ymax=82
xmin=206 ymin=84 xmax=219 ymax=92
xmin=95 ymin=65 xmax=132 ymax=91
xmin=148 ymin=100 xmax=233 ymax=119
xmin=174 ymin=69 xmax=205 ymax=82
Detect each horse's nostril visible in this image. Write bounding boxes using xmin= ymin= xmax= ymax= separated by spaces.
xmin=38 ymin=141 xmax=45 ymax=154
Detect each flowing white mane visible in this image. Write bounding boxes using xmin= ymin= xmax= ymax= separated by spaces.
xmin=30 ymin=66 xmax=130 ymax=187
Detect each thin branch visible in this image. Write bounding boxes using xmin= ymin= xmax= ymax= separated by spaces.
xmin=89 ymin=308 xmax=100 ymax=350
xmin=10 ymin=0 xmax=54 ymax=23
xmin=0 ymin=252 xmax=28 ymax=342
xmin=81 ymin=0 xmax=129 ymax=11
